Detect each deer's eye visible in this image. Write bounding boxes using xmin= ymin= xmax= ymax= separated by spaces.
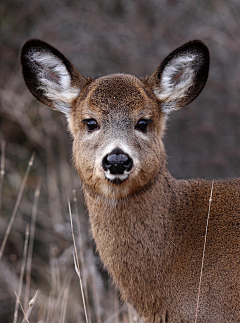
xmin=135 ymin=119 xmax=152 ymax=133
xmin=82 ymin=119 xmax=100 ymax=132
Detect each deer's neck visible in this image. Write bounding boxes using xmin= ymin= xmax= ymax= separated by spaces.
xmin=83 ymin=170 xmax=181 ymax=315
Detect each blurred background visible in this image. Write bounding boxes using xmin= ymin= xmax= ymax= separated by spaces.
xmin=1 ymin=0 xmax=240 ymax=322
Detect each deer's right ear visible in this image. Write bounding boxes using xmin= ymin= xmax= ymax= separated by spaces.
xmin=21 ymin=39 xmax=87 ymax=116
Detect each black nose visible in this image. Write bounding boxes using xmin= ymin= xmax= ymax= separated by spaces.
xmin=102 ymin=148 xmax=133 ymax=175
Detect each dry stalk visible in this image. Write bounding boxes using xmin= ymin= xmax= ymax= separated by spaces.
xmin=2 ymin=89 xmax=44 ymax=147
xmin=50 ymin=244 xmax=60 ymax=295
xmin=44 ymin=272 xmax=70 ymax=322
xmin=89 ymin=255 xmax=102 ymax=323
xmin=46 ymin=139 xmax=62 ymax=225
xmin=0 ymin=151 xmax=35 ymax=261
xmin=194 ymin=180 xmax=214 ymax=323
xmin=13 ymin=225 xmax=29 ymax=323
xmin=14 ymin=291 xmax=30 ymax=323
xmin=68 ymin=198 xmax=89 ymax=323
xmin=60 ymin=283 xmax=70 ymax=323
xmin=0 ymin=139 xmax=6 ymax=216
xmin=53 ymin=273 xmax=70 ymax=312
xmin=22 ymin=290 xmax=39 ymax=323
xmin=46 ymin=290 xmax=54 ymax=323
xmin=24 ymin=178 xmax=42 ymax=313
xmin=73 ymin=189 xmax=92 ymax=323
xmin=114 ymin=288 xmax=119 ymax=323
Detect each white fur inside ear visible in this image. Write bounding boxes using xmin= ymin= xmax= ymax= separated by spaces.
xmin=154 ymin=54 xmax=195 ymax=113
xmin=30 ymin=51 xmax=80 ymax=114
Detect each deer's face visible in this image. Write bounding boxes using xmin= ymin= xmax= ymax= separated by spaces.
xmin=21 ymin=39 xmax=209 ymax=199
xmin=70 ymin=74 xmax=166 ymax=198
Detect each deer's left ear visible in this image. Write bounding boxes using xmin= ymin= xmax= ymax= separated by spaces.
xmin=148 ymin=40 xmax=209 ymax=114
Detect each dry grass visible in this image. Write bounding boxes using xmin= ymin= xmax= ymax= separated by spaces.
xmin=0 ymin=152 xmax=35 ymax=261
xmin=0 ymin=151 xmax=140 ymax=323
xmin=69 ymin=198 xmax=89 ymax=323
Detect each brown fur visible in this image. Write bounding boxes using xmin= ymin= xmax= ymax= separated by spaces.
xmin=21 ymin=39 xmax=240 ymax=322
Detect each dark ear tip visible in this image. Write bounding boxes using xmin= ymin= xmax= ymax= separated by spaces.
xmin=21 ymin=39 xmax=50 ymax=59
xmin=190 ymin=39 xmax=209 ymax=51
xmin=182 ymin=39 xmax=208 ymax=48
xmin=173 ymin=40 xmax=209 ymax=57
xmin=21 ymin=39 xmax=76 ymax=76
xmin=158 ymin=39 xmax=209 ymax=78
xmin=176 ymin=40 xmax=210 ymax=63
xmin=148 ymin=39 xmax=210 ymax=110
xmin=21 ymin=40 xmax=46 ymax=68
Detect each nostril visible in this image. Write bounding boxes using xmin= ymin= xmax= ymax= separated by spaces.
xmin=103 ymin=157 xmax=111 ymax=169
xmin=124 ymin=158 xmax=133 ymax=172
xmin=102 ymin=149 xmax=133 ymax=174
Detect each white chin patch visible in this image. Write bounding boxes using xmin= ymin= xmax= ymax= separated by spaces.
xmin=105 ymin=171 xmax=129 ymax=184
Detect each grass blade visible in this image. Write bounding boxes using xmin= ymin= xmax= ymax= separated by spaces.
xmin=194 ymin=180 xmax=214 ymax=323
xmin=24 ymin=178 xmax=42 ymax=312
xmin=13 ymin=225 xmax=29 ymax=323
xmin=22 ymin=290 xmax=39 ymax=323
xmin=0 ymin=140 xmax=6 ymax=216
xmin=73 ymin=189 xmax=92 ymax=323
xmin=68 ymin=198 xmax=89 ymax=323
xmin=0 ymin=152 xmax=35 ymax=261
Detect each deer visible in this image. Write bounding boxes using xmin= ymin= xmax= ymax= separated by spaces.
xmin=21 ymin=39 xmax=240 ymax=323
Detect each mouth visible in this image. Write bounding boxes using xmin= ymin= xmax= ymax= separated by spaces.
xmin=104 ymin=172 xmax=129 ymax=184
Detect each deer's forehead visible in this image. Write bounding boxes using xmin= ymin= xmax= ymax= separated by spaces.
xmin=84 ymin=74 xmax=151 ymax=115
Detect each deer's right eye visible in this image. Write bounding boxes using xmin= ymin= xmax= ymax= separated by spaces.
xmin=82 ymin=119 xmax=100 ymax=132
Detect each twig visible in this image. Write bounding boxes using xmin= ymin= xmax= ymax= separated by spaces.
xmin=14 ymin=290 xmax=30 ymax=323
xmin=0 ymin=151 xmax=35 ymax=261
xmin=114 ymin=288 xmax=119 ymax=323
xmin=50 ymin=244 xmax=60 ymax=295
xmin=68 ymin=198 xmax=89 ymax=323
xmin=46 ymin=290 xmax=54 ymax=323
xmin=0 ymin=140 xmax=6 ymax=216
xmin=194 ymin=180 xmax=214 ymax=323
xmin=60 ymin=284 xmax=69 ymax=323
xmin=13 ymin=225 xmax=29 ymax=323
xmin=24 ymin=178 xmax=42 ymax=313
xmin=52 ymin=272 xmax=69 ymax=312
xmin=73 ymin=189 xmax=92 ymax=323
xmin=22 ymin=290 xmax=39 ymax=323
xmin=90 ymin=255 xmax=102 ymax=323
xmin=46 ymin=139 xmax=62 ymax=225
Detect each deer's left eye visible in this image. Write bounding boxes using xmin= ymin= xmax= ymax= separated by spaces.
xmin=135 ymin=119 xmax=152 ymax=133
